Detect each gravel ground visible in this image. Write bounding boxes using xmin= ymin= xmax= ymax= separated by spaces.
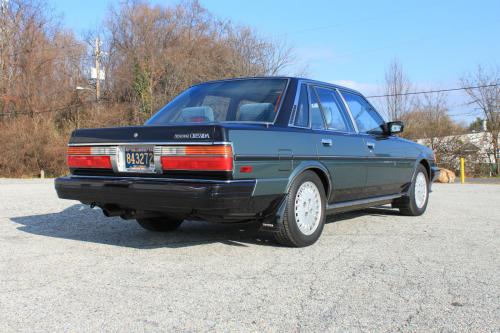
xmin=457 ymin=178 xmax=500 ymax=185
xmin=0 ymin=179 xmax=499 ymax=332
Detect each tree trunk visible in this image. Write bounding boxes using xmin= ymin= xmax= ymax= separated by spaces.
xmin=492 ymin=132 xmax=499 ymax=175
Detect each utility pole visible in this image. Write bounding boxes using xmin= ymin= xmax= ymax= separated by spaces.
xmin=94 ymin=37 xmax=101 ymax=101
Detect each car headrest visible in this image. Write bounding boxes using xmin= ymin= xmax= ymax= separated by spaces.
xmin=180 ymin=106 xmax=214 ymax=122
xmin=237 ymin=103 xmax=274 ymax=122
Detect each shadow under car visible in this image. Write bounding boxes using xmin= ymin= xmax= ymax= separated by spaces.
xmin=10 ymin=204 xmax=399 ymax=249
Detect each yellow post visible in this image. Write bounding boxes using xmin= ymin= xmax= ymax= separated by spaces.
xmin=460 ymin=157 xmax=465 ymax=184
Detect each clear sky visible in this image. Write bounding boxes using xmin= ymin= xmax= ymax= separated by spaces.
xmin=48 ymin=0 xmax=500 ymax=123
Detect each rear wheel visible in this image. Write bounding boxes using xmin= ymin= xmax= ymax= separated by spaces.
xmin=274 ymin=171 xmax=326 ymax=247
xmin=136 ymin=217 xmax=183 ymax=232
xmin=399 ymin=164 xmax=429 ymax=216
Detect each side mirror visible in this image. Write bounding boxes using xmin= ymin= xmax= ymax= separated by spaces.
xmin=386 ymin=121 xmax=404 ymax=135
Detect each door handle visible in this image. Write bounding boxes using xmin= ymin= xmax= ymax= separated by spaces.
xmin=366 ymin=141 xmax=375 ymax=150
xmin=321 ymin=138 xmax=333 ymax=146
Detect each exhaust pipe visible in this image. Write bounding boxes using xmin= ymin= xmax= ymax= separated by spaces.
xmin=101 ymin=206 xmax=157 ymax=220
xmin=120 ymin=209 xmax=137 ymax=220
xmin=102 ymin=206 xmax=122 ymax=217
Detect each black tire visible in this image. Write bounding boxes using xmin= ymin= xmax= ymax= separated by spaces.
xmin=274 ymin=171 xmax=326 ymax=247
xmin=398 ymin=164 xmax=429 ymax=216
xmin=136 ymin=217 xmax=183 ymax=232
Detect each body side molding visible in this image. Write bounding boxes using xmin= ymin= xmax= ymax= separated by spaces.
xmin=326 ymin=193 xmax=403 ymax=213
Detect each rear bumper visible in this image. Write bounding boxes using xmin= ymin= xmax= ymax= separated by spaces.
xmin=55 ymin=176 xmax=283 ymax=222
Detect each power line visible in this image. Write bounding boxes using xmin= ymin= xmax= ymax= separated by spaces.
xmin=448 ymin=111 xmax=480 ymax=118
xmin=366 ymin=84 xmax=499 ymax=98
xmin=8 ymin=43 xmax=85 ymax=57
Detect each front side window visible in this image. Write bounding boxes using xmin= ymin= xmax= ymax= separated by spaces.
xmin=146 ymin=79 xmax=288 ymax=125
xmin=314 ymin=87 xmax=352 ymax=132
xmin=341 ymin=91 xmax=385 ymax=133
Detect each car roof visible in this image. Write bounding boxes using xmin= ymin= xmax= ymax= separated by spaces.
xmin=190 ymin=76 xmax=363 ymax=96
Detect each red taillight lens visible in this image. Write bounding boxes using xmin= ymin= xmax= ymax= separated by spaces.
xmin=67 ymin=146 xmax=113 ymax=169
xmin=161 ymin=156 xmax=233 ymax=171
xmin=67 ymin=155 xmax=112 ymax=169
xmin=159 ymin=144 xmax=233 ymax=171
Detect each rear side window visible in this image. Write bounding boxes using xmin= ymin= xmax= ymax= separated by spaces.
xmin=309 ymin=88 xmax=325 ymax=130
xmin=293 ymin=84 xmax=309 ymax=127
xmin=341 ymin=91 xmax=385 ymax=133
xmin=314 ymin=87 xmax=352 ymax=132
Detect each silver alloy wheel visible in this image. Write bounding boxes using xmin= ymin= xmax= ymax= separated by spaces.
xmin=294 ymin=181 xmax=322 ymax=236
xmin=414 ymin=172 xmax=428 ymax=209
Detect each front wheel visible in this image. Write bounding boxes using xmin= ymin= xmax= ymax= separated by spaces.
xmin=136 ymin=217 xmax=183 ymax=232
xmin=274 ymin=171 xmax=326 ymax=247
xmin=398 ymin=164 xmax=429 ymax=216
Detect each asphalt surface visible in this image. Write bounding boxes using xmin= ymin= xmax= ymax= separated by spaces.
xmin=0 ymin=179 xmax=499 ymax=332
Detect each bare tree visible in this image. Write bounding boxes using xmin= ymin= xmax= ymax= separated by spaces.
xmin=410 ymin=92 xmax=453 ymax=142
xmin=461 ymin=65 xmax=500 ymax=174
xmin=403 ymin=92 xmax=468 ymax=167
xmin=0 ymin=0 xmax=86 ymax=118
xmin=383 ymin=59 xmax=412 ymax=121
xmin=0 ymin=0 xmax=300 ymax=176
xmin=104 ymin=0 xmax=297 ymax=123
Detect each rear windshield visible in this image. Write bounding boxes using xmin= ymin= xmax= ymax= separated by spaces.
xmin=146 ymin=78 xmax=288 ymax=125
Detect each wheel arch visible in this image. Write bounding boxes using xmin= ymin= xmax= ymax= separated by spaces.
xmin=417 ymin=158 xmax=431 ymax=178
xmin=286 ymin=161 xmax=332 ymax=201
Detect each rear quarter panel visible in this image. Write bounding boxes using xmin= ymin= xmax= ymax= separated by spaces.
xmin=229 ymin=127 xmax=316 ymax=196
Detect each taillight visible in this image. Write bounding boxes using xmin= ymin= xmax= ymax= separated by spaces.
xmin=67 ymin=146 xmax=114 ymax=169
xmin=157 ymin=144 xmax=233 ymax=171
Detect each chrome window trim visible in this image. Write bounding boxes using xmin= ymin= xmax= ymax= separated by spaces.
xmin=288 ymin=78 xmax=392 ymax=135
xmin=335 ymin=88 xmax=360 ymax=133
xmin=68 ymin=141 xmax=232 ymax=146
xmin=273 ymin=78 xmax=290 ymax=124
xmin=288 ymin=80 xmax=312 ymax=129
xmin=292 ymin=78 xmax=360 ymax=95
xmin=289 ymin=104 xmax=298 ymax=125
xmin=312 ymin=85 xmax=356 ymax=133
xmin=337 ymin=89 xmax=386 ymax=135
xmin=290 ymin=81 xmax=360 ymax=135
xmin=309 ymin=85 xmax=327 ymax=130
xmin=310 ymin=128 xmax=365 ymax=136
xmin=289 ymin=80 xmax=301 ymax=124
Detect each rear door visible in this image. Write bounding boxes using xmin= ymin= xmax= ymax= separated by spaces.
xmin=339 ymin=91 xmax=414 ymax=197
xmin=307 ymin=85 xmax=369 ymax=203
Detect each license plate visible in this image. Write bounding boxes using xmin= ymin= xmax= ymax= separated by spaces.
xmin=124 ymin=148 xmax=154 ymax=172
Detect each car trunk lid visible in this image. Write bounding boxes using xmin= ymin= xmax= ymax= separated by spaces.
xmin=69 ymin=124 xmax=224 ymax=145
